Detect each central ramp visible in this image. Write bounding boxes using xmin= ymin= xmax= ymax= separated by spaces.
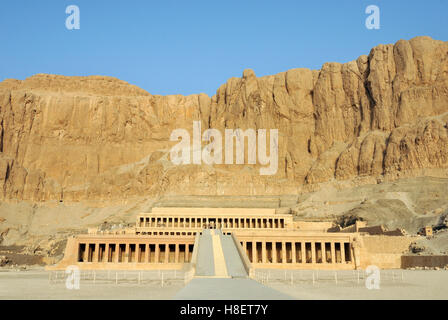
xmin=195 ymin=229 xmax=248 ymax=278
xmin=195 ymin=229 xmax=215 ymax=277
xmin=219 ymin=232 xmax=248 ymax=278
xmin=195 ymin=229 xmax=230 ymax=277
xmin=177 ymin=229 xmax=291 ymax=299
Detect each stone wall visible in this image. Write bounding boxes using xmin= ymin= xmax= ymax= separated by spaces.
xmin=359 ymin=235 xmax=416 ymax=269
xmin=401 ymin=255 xmax=448 ymax=268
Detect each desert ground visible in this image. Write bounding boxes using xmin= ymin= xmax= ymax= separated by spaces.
xmin=257 ymin=269 xmax=448 ymax=300
xmin=0 ymin=268 xmax=184 ymax=300
xmin=1 ymin=268 xmax=447 ymax=300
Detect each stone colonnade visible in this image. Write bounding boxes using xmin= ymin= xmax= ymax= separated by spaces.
xmin=137 ymin=216 xmax=287 ymax=229
xmin=241 ymin=239 xmax=353 ymax=265
xmin=77 ymin=241 xmax=194 ymax=264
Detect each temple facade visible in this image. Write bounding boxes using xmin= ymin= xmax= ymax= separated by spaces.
xmin=49 ymin=207 xmax=415 ymax=271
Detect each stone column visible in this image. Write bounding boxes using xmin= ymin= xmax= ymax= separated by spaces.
xmin=292 ymin=242 xmax=296 ymax=263
xmin=341 ymin=242 xmax=346 ymax=263
xmin=164 ymin=244 xmax=169 ymax=263
xmin=282 ymin=242 xmax=287 ymax=264
xmin=252 ymin=241 xmax=257 ymax=264
xmin=272 ymin=242 xmax=277 ymax=263
xmin=125 ymin=244 xmax=130 ymax=263
xmin=311 ymin=242 xmax=316 ymax=264
xmin=331 ymin=242 xmax=336 ymax=263
xmin=92 ymin=243 xmax=99 ymax=262
xmin=155 ymin=244 xmax=160 ymax=263
xmin=321 ymin=242 xmax=326 ymax=264
xmin=185 ymin=243 xmax=190 ymax=262
xmin=175 ymin=244 xmax=179 ymax=263
xmin=105 ymin=243 xmax=109 ymax=263
xmin=145 ymin=244 xmax=150 ymax=263
xmin=262 ymin=241 xmax=267 ymax=263
xmin=114 ymin=243 xmax=120 ymax=263
xmin=135 ymin=244 xmax=140 ymax=263
xmin=301 ymin=242 xmax=305 ymax=263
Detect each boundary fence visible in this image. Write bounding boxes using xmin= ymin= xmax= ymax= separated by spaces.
xmin=49 ymin=269 xmax=195 ymax=287
xmin=252 ymin=269 xmax=404 ymax=286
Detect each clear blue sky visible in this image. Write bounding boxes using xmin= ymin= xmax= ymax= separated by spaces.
xmin=0 ymin=0 xmax=447 ymax=96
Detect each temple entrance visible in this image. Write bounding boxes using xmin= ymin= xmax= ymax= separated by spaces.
xmin=207 ymin=218 xmax=217 ymax=229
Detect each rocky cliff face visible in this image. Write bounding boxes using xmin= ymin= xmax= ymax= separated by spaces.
xmin=0 ymin=36 xmax=447 ymax=202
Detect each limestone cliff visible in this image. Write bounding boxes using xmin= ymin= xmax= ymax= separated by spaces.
xmin=0 ymin=36 xmax=447 ymax=202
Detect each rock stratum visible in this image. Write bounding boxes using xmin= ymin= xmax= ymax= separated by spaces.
xmin=0 ymin=36 xmax=447 ymax=202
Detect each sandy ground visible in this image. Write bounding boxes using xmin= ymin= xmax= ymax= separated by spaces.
xmin=1 ymin=269 xmax=448 ymax=300
xmin=173 ymin=278 xmax=293 ymax=300
xmin=260 ymin=269 xmax=448 ymax=300
xmin=0 ymin=269 xmax=184 ymax=300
